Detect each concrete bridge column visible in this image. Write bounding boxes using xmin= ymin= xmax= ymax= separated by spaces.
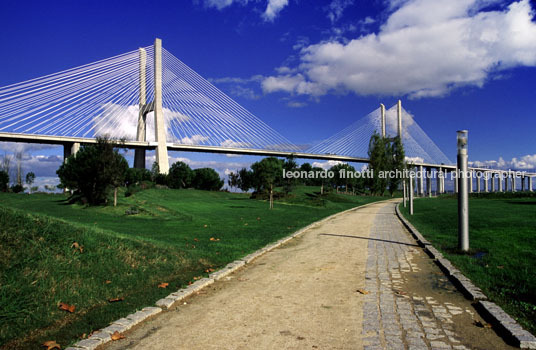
xmin=529 ymin=177 xmax=533 ymax=192
xmin=476 ymin=173 xmax=481 ymax=193
xmin=418 ymin=165 xmax=424 ymax=196
xmin=63 ymin=142 xmax=80 ymax=162
xmin=427 ymin=168 xmax=432 ymax=197
xmin=505 ymin=173 xmax=509 ymax=192
xmin=491 ymin=173 xmax=496 ymax=192
xmin=436 ymin=167 xmax=441 ymax=195
xmin=484 ymin=173 xmax=489 ymax=192
xmin=440 ymin=172 xmax=445 ymax=193
xmin=134 ymin=47 xmax=147 ymax=169
xmin=153 ymin=38 xmax=170 ymax=174
xmin=469 ymin=172 xmax=473 ymax=193
xmin=512 ymin=175 xmax=516 ymax=192
xmin=521 ymin=176 xmax=525 ymax=192
xmin=499 ymin=173 xmax=504 ymax=192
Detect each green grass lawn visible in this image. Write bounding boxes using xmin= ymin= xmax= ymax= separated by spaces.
xmin=399 ymin=194 xmax=536 ymax=334
xmin=0 ymin=186 xmax=385 ymax=349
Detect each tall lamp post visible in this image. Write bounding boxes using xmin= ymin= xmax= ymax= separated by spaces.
xmin=457 ymin=130 xmax=469 ymax=252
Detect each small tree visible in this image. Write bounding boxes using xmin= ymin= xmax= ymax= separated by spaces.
xmin=192 ymin=168 xmax=223 ymax=191
xmin=25 ymin=172 xmax=35 ymax=193
xmin=56 ymin=136 xmax=129 ymax=206
xmin=250 ymin=157 xmax=283 ymax=209
xmin=368 ymin=132 xmax=389 ymax=195
xmin=329 ymin=163 xmax=356 ymax=194
xmin=167 ymin=161 xmax=193 ymax=189
xmin=237 ymin=168 xmax=254 ymax=192
xmin=283 ymin=155 xmax=298 ymax=194
xmin=0 ymin=170 xmax=8 ymax=192
xmin=227 ymin=171 xmax=239 ymax=192
xmin=388 ymin=136 xmax=406 ymax=196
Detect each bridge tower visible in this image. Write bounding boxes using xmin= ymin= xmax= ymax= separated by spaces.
xmin=134 ymin=38 xmax=169 ymax=173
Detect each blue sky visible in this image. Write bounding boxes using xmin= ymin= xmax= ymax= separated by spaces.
xmin=1 ymin=0 xmax=536 ymax=187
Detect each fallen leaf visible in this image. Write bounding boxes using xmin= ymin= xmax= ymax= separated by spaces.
xmin=209 ymin=237 xmax=220 ymax=241
xmin=497 ymin=265 xmax=504 ymax=269
xmin=205 ymin=268 xmax=215 ymax=273
xmin=244 ymin=223 xmax=248 ymax=226
xmin=158 ymin=282 xmax=169 ymax=288
xmin=193 ymin=276 xmax=201 ymax=280
xmin=356 ymin=289 xmax=369 ymax=295
xmin=71 ymin=242 xmax=83 ymax=253
xmin=256 ymin=217 xmax=260 ymax=220
xmin=108 ymin=297 xmax=124 ymax=303
xmin=105 ymin=280 xmax=112 ymax=284
xmin=110 ymin=331 xmax=125 ymax=341
xmin=42 ymin=340 xmax=61 ymax=349
xmin=58 ymin=302 xmax=75 ymax=313
xmin=395 ymin=290 xmax=407 ymax=295
xmin=194 ymin=238 xmax=198 ymax=242
xmin=203 ymin=224 xmax=208 ymax=228
xmin=473 ymin=320 xmax=492 ymax=328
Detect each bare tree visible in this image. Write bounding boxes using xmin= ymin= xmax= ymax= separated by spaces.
xmin=15 ymin=151 xmax=23 ymax=186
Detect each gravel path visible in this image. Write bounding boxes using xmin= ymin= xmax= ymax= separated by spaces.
xmin=101 ymin=200 xmax=512 ymax=350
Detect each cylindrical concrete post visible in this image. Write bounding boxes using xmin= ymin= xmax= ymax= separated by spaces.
xmin=403 ymin=180 xmax=407 ymax=207
xmin=427 ymin=168 xmax=432 ymax=198
xmin=409 ymin=174 xmax=414 ymax=215
xmin=530 ymin=177 xmax=533 ymax=192
xmin=476 ymin=173 xmax=481 ymax=193
xmin=457 ymin=130 xmax=469 ymax=252
xmin=419 ymin=164 xmax=424 ymax=196
xmin=512 ymin=175 xmax=516 ymax=192
xmin=454 ymin=171 xmax=459 ymax=193
xmin=499 ymin=173 xmax=503 ymax=192
xmin=521 ymin=176 xmax=525 ymax=192
xmin=436 ymin=167 xmax=441 ymax=195
xmin=380 ymin=103 xmax=386 ymax=138
xmin=484 ymin=173 xmax=489 ymax=192
xmin=134 ymin=47 xmax=147 ymax=169
xmin=491 ymin=173 xmax=496 ymax=192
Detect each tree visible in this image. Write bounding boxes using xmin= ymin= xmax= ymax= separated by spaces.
xmin=367 ymin=132 xmax=389 ymax=195
xmin=0 ymin=170 xmax=8 ymax=192
xmin=15 ymin=151 xmax=23 ymax=186
xmin=167 ymin=161 xmax=193 ymax=189
xmin=25 ymin=172 xmax=35 ymax=193
xmin=250 ymin=157 xmax=283 ymax=209
xmin=192 ymin=168 xmax=223 ymax=191
xmin=300 ymin=163 xmax=313 ymax=185
xmin=150 ymin=162 xmax=167 ymax=185
xmin=388 ymin=136 xmax=406 ymax=196
xmin=125 ymin=168 xmax=151 ymax=186
xmin=56 ymin=136 xmax=129 ymax=206
xmin=227 ymin=171 xmax=239 ymax=192
xmin=282 ymin=155 xmax=298 ymax=194
xmin=329 ymin=163 xmax=356 ymax=194
xmin=237 ymin=168 xmax=254 ymax=192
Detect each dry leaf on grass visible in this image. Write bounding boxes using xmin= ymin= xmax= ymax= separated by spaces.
xmin=110 ymin=331 xmax=125 ymax=341
xmin=42 ymin=340 xmax=61 ymax=349
xmin=205 ymin=268 xmax=215 ymax=273
xmin=108 ymin=297 xmax=124 ymax=303
xmin=70 ymin=242 xmax=83 ymax=253
xmin=58 ymin=302 xmax=75 ymax=313
xmin=209 ymin=237 xmax=220 ymax=241
xmin=105 ymin=280 xmax=112 ymax=284
xmin=356 ymin=289 xmax=369 ymax=295
xmin=158 ymin=282 xmax=169 ymax=288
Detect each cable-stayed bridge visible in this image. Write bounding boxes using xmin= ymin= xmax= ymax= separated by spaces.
xmin=0 ymin=39 xmax=534 ymax=193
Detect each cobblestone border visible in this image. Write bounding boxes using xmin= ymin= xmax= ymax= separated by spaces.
xmin=395 ymin=202 xmax=536 ymax=349
xmin=66 ymin=199 xmax=387 ymax=350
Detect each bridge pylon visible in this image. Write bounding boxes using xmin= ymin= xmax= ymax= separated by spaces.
xmin=134 ymin=38 xmax=169 ymax=174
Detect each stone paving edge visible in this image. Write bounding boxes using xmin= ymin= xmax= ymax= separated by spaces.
xmin=395 ymin=201 xmax=536 ymax=349
xmin=68 ymin=199 xmax=388 ymax=349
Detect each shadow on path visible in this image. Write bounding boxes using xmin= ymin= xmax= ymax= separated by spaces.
xmin=319 ymin=233 xmax=419 ymax=247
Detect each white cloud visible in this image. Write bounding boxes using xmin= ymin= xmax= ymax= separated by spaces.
xmin=220 ymin=139 xmax=251 ymax=148
xmin=471 ymin=154 xmax=536 ymax=170
xmin=263 ymin=0 xmax=289 ymax=22
xmin=312 ymin=160 xmax=343 ymax=170
xmin=326 ymin=0 xmax=354 ymax=23
xmin=202 ymin=0 xmax=249 ymax=10
xmin=180 ymin=135 xmax=210 ymax=145
xmin=262 ymin=0 xmax=536 ymax=98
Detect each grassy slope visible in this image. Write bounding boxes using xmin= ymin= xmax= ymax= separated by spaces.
xmin=399 ymin=195 xmax=536 ymax=334
xmin=0 ymin=187 xmax=384 ymax=349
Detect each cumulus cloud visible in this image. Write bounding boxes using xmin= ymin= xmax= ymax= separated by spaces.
xmin=263 ymin=0 xmax=289 ymax=21
xmin=201 ymin=0 xmax=249 ymax=10
xmin=262 ymin=0 xmax=536 ymax=98
xmin=326 ymin=0 xmax=354 ymax=23
xmin=312 ymin=160 xmax=343 ymax=170
xmin=471 ymin=154 xmax=536 ymax=170
xmin=180 ymin=135 xmax=210 ymax=145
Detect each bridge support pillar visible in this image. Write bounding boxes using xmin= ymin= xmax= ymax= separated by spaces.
xmin=63 ymin=142 xmax=80 ymax=162
xmin=418 ymin=165 xmax=424 ymax=196
xmin=491 ymin=173 xmax=496 ymax=192
xmin=134 ymin=47 xmax=147 ymax=169
xmin=512 ymin=175 xmax=516 ymax=192
xmin=529 ymin=176 xmax=533 ymax=192
xmin=499 ymin=173 xmax=504 ymax=192
xmin=153 ymin=38 xmax=169 ymax=174
xmin=476 ymin=174 xmax=481 ymax=193
xmin=436 ymin=168 xmax=441 ymax=195
xmin=380 ymin=103 xmax=386 ymax=138
xmin=505 ymin=173 xmax=510 ymax=192
xmin=427 ymin=168 xmax=432 ymax=197
xmin=521 ymin=176 xmax=525 ymax=191
xmin=484 ymin=173 xmax=489 ymax=192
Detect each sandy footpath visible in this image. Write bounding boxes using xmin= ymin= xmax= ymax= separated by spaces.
xmin=101 ymin=201 xmax=383 ymax=350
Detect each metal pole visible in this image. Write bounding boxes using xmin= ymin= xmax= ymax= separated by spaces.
xmin=427 ymin=168 xmax=432 ymax=198
xmin=436 ymin=167 xmax=441 ymax=195
xmin=409 ymin=174 xmax=414 ymax=215
xmin=454 ymin=171 xmax=459 ymax=193
xmin=419 ymin=164 xmax=424 ymax=196
xmin=457 ymin=130 xmax=469 ymax=252
xmin=397 ymin=100 xmax=402 ymax=138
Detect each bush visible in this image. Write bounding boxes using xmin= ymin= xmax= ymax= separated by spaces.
xmin=125 ymin=168 xmax=151 ymax=186
xmin=192 ymin=168 xmax=223 ymax=191
xmin=10 ymin=184 xmax=24 ymax=193
xmin=0 ymin=170 xmax=8 ymax=192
